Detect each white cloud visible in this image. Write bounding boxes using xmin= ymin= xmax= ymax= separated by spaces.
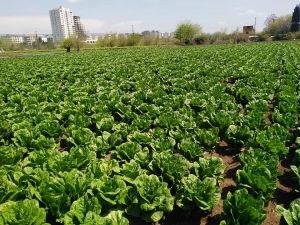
xmin=111 ymin=21 xmax=142 ymax=33
xmin=218 ymin=21 xmax=226 ymax=25
xmin=257 ymin=12 xmax=265 ymax=17
xmin=81 ymin=19 xmax=105 ymax=33
xmin=0 ymin=16 xmax=51 ymax=34
xmin=66 ymin=0 xmax=83 ymax=3
xmin=246 ymin=9 xmax=257 ymax=15
xmin=238 ymin=9 xmax=265 ymax=17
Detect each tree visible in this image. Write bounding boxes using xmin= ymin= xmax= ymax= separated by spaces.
xmin=60 ymin=35 xmax=85 ymax=52
xmin=264 ymin=14 xmax=292 ymax=35
xmin=174 ymin=21 xmax=202 ymax=44
xmin=264 ymin=14 xmax=277 ymax=27
xmin=291 ymin=5 xmax=300 ymax=32
xmin=60 ymin=36 xmax=76 ymax=49
xmin=117 ymin=34 xmax=127 ymax=47
xmin=231 ymin=27 xmax=248 ymax=44
xmin=46 ymin=39 xmax=55 ymax=49
xmin=0 ymin=37 xmax=4 ymax=50
xmin=140 ymin=34 xmax=161 ymax=46
xmin=126 ymin=34 xmax=141 ymax=46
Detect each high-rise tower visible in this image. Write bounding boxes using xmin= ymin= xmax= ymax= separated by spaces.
xmin=49 ymin=6 xmax=75 ymax=43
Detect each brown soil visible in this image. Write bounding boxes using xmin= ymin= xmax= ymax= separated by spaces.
xmin=128 ymin=143 xmax=297 ymax=225
xmin=265 ymin=111 xmax=272 ymax=125
xmin=104 ymin=153 xmax=111 ymax=161
xmin=58 ymin=134 xmax=69 ymax=151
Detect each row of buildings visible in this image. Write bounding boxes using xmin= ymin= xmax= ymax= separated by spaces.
xmin=141 ymin=30 xmax=175 ymax=39
xmin=49 ymin=6 xmax=175 ymax=43
xmin=1 ymin=6 xmax=175 ymax=46
xmin=1 ymin=34 xmax=53 ymax=45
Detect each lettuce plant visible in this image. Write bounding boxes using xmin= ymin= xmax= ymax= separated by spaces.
xmin=124 ymin=174 xmax=174 ymax=222
xmin=224 ymin=125 xmax=253 ymax=148
xmin=175 ymin=174 xmax=220 ymax=215
xmin=90 ymin=176 xmax=128 ymax=212
xmin=0 ymin=199 xmax=49 ymax=225
xmin=190 ymin=157 xmax=225 ymax=181
xmin=112 ymin=141 xmax=142 ymax=161
xmin=64 ymin=195 xmax=103 ymax=225
xmin=248 ymin=123 xmax=291 ymax=159
xmin=148 ymin=151 xmax=190 ymax=187
xmin=236 ymin=164 xmax=277 ymax=203
xmin=0 ymin=144 xmax=26 ymax=167
xmin=177 ymin=137 xmax=204 ymax=160
xmin=194 ymin=127 xmax=219 ymax=150
xmin=239 ymin=148 xmax=279 ymax=176
xmin=276 ymin=198 xmax=300 ymax=225
xmin=220 ymin=188 xmax=266 ymax=225
xmin=290 ymin=165 xmax=300 ymax=193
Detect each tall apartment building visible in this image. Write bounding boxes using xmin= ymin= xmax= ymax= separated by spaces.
xmin=49 ymin=6 xmax=75 ymax=43
xmin=73 ymin=16 xmax=87 ymax=38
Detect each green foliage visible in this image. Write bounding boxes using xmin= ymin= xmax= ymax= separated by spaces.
xmin=239 ymin=148 xmax=279 ymax=175
xmin=224 ymin=125 xmax=253 ymax=148
xmin=175 ymin=175 xmax=220 ymax=214
xmin=0 ymin=145 xmax=26 ymax=166
xmin=220 ymin=188 xmax=266 ymax=225
xmin=248 ymin=124 xmax=291 ymax=159
xmin=60 ymin=36 xmax=77 ymax=49
xmin=174 ymin=21 xmax=202 ymax=44
xmin=148 ymin=151 xmax=190 ymax=187
xmin=124 ymin=174 xmax=174 ymax=222
xmin=0 ymin=199 xmax=49 ymax=225
xmin=0 ymin=41 xmax=299 ymax=224
xmin=190 ymin=157 xmax=225 ymax=181
xmin=276 ymin=198 xmax=300 ymax=225
xmin=291 ymin=5 xmax=300 ymax=32
xmin=236 ymin=164 xmax=277 ymax=203
xmin=264 ymin=14 xmax=292 ymax=35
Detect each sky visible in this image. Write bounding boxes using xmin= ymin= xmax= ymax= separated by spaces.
xmin=0 ymin=0 xmax=299 ymax=35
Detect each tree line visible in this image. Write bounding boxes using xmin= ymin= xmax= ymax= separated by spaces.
xmin=1 ymin=5 xmax=300 ymax=52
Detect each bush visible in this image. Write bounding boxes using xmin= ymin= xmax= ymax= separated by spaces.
xmin=194 ymin=36 xmax=205 ymax=44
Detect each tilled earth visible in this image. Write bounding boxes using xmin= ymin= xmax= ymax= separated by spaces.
xmin=129 ymin=143 xmax=298 ymax=225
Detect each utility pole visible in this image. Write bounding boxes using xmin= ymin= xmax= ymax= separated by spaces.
xmin=132 ymin=25 xmax=134 ymax=35
xmin=35 ymin=31 xmax=39 ymax=50
xmin=254 ymin=17 xmax=256 ymax=34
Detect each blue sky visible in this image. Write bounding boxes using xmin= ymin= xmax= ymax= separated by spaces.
xmin=0 ymin=0 xmax=299 ymax=35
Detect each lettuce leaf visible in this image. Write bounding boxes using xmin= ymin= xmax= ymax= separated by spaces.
xmin=0 ymin=199 xmax=49 ymax=225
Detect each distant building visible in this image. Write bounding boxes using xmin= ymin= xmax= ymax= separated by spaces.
xmin=23 ymin=34 xmax=36 ymax=45
xmin=169 ymin=32 xmax=175 ymax=38
xmin=85 ymin=35 xmax=99 ymax=43
xmin=73 ymin=16 xmax=88 ymax=38
xmin=243 ymin=26 xmax=255 ymax=34
xmin=1 ymin=34 xmax=53 ymax=45
xmin=2 ymin=34 xmax=24 ymax=44
xmin=162 ymin=32 xmax=169 ymax=39
xmin=49 ymin=6 xmax=75 ymax=43
xmin=150 ymin=30 xmax=161 ymax=38
xmin=45 ymin=35 xmax=54 ymax=42
xmin=141 ymin=30 xmax=150 ymax=36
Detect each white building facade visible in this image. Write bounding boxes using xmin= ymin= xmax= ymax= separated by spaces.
xmin=49 ymin=6 xmax=75 ymax=43
xmin=2 ymin=35 xmax=24 ymax=44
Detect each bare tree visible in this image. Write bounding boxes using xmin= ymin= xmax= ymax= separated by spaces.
xmin=264 ymin=14 xmax=278 ymax=26
xmin=264 ymin=14 xmax=292 ymax=35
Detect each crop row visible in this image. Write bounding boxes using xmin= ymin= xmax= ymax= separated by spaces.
xmin=0 ymin=42 xmax=300 ymax=224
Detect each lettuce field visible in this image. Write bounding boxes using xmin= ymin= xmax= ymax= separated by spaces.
xmin=1 ymin=42 xmax=300 ymax=225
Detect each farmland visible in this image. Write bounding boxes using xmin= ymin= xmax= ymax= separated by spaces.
xmin=0 ymin=41 xmax=300 ymax=225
